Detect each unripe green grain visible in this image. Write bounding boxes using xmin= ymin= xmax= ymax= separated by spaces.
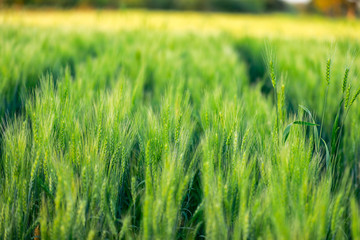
xmin=225 ymin=129 xmax=232 ymax=149
xmin=22 ymin=180 xmax=27 ymax=212
xmin=49 ymin=175 xmax=53 ymax=194
xmin=131 ymin=176 xmax=136 ymax=205
xmin=269 ymin=60 xmax=276 ymax=88
xmin=30 ymin=152 xmax=40 ymax=187
xmin=109 ymin=198 xmax=116 ymax=220
xmin=241 ymin=128 xmax=250 ymax=152
xmin=278 ymin=84 xmax=286 ymax=124
xmin=232 ymin=131 xmax=238 ymax=164
xmin=342 ymin=68 xmax=349 ymax=94
xmin=326 ymin=59 xmax=331 ymax=85
xmin=205 ymin=111 xmax=209 ymax=128
xmin=243 ymin=212 xmax=250 ymax=240
xmin=120 ymin=146 xmax=126 ymax=184
xmin=350 ymin=87 xmax=360 ymax=107
xmin=345 ymin=83 xmax=352 ymax=109
xmin=331 ymin=195 xmax=342 ymax=235
xmin=70 ymin=133 xmax=76 ymax=166
xmin=100 ymin=180 xmax=107 ymax=215
xmin=76 ymin=146 xmax=81 ymax=170
xmin=60 ymin=119 xmax=65 ymax=151
xmin=44 ymin=149 xmax=49 ymax=182
xmin=175 ymin=113 xmax=182 ymax=144
xmin=81 ymin=166 xmax=88 ymax=194
xmin=96 ymin=113 xmax=103 ymax=150
xmin=15 ymin=201 xmax=21 ymax=240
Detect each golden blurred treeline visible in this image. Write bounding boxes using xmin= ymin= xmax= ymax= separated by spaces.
xmin=312 ymin=0 xmax=359 ymax=17
xmin=0 ymin=0 xmax=359 ymax=17
xmin=0 ymin=0 xmax=287 ymax=12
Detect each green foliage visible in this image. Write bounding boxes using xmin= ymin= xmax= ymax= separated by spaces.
xmin=0 ymin=19 xmax=359 ymax=240
xmin=280 ymin=61 xmax=360 ymax=187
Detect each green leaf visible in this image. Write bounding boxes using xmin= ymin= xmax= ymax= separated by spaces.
xmin=283 ymin=121 xmax=318 ymax=143
xmin=299 ymin=105 xmax=313 ymax=120
xmin=299 ymin=105 xmax=319 ymax=150
xmin=321 ymin=138 xmax=330 ymax=170
xmin=293 ymin=121 xmax=318 ymax=126
xmin=331 ymin=126 xmax=340 ymax=156
xmin=331 ymin=100 xmax=343 ymax=156
xmin=283 ymin=123 xmax=293 ymax=143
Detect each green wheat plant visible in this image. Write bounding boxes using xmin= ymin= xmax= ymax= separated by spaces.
xmin=0 ymin=19 xmax=360 ymax=240
xmin=281 ymin=59 xmax=360 ymax=181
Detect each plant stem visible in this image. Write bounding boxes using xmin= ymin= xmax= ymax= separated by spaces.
xmin=274 ymin=86 xmax=279 ymax=146
xmin=333 ymin=107 xmax=350 ymax=162
xmin=319 ymin=85 xmax=329 ymax=146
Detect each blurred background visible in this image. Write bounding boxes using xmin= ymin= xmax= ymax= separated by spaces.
xmin=1 ymin=0 xmax=359 ymax=18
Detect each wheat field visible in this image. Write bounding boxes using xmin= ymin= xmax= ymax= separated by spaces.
xmin=1 ymin=10 xmax=360 ymax=240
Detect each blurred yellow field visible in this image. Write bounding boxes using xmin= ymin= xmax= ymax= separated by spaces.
xmin=2 ymin=10 xmax=360 ymax=39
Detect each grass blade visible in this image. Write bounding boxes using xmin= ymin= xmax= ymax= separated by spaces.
xmin=321 ymin=138 xmax=330 ymax=170
xmin=299 ymin=104 xmax=319 ymax=150
xmin=283 ymin=121 xmax=318 ymax=143
xmin=283 ymin=123 xmax=293 ymax=143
